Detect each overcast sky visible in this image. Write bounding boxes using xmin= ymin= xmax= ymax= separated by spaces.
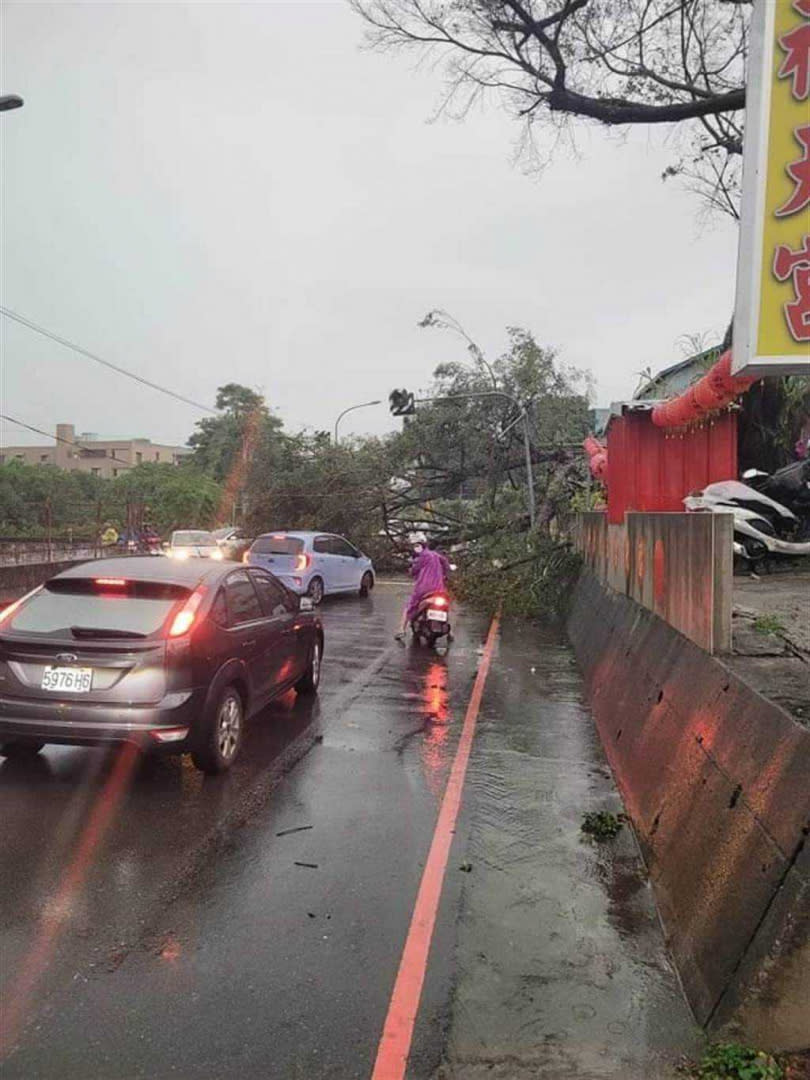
xmin=1 ymin=0 xmax=739 ymax=448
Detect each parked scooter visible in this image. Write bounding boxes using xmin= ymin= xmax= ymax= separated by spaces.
xmin=411 ymin=591 xmax=452 ymax=651
xmin=742 ymin=460 xmax=810 ymax=528
xmin=684 ymin=479 xmax=810 ymax=563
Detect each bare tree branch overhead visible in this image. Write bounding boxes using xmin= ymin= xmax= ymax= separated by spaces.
xmin=350 ymin=0 xmax=752 ymax=216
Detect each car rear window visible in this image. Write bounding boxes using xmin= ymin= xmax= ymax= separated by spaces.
xmin=6 ymin=580 xmax=189 ymax=638
xmin=172 ymin=531 xmax=214 ymax=546
xmin=252 ymin=536 xmax=304 ymax=555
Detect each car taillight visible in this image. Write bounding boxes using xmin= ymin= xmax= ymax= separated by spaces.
xmin=95 ymin=577 xmax=127 ymax=589
xmin=294 ymin=553 xmax=311 ymax=571
xmin=0 ymin=586 xmax=41 ymax=627
xmin=168 ymin=587 xmax=206 ymax=638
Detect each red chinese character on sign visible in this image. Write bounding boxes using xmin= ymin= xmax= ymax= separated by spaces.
xmin=778 ymin=0 xmax=810 ymax=101
xmin=773 ymin=234 xmax=810 ymax=341
xmin=776 ymin=124 xmax=810 ymax=217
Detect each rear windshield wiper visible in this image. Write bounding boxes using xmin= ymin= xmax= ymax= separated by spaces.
xmin=70 ymin=626 xmax=148 ymax=640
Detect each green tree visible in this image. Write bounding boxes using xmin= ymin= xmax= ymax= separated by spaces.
xmin=387 ymin=325 xmax=592 ymax=537
xmin=739 ymin=376 xmax=810 ymax=473
xmin=0 ymin=463 xmax=106 ymax=538
xmin=188 ymin=384 xmax=282 ymax=483
xmin=0 ymin=461 xmax=223 ymax=539
xmin=245 ymin=432 xmax=395 ymax=562
xmin=109 ymin=463 xmax=223 ymax=534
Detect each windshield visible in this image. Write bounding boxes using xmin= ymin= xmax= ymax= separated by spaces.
xmin=6 ymin=580 xmax=189 ymax=638
xmin=252 ymin=535 xmax=304 ymax=555
xmin=172 ymin=531 xmax=215 ymax=546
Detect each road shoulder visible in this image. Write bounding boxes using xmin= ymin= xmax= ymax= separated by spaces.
xmin=434 ymin=620 xmax=702 ymax=1079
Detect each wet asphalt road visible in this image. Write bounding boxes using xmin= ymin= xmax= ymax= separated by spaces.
xmin=0 ymin=584 xmax=698 ymax=1079
xmin=0 ymin=585 xmax=490 ymax=1079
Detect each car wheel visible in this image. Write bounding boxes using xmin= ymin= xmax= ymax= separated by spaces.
xmin=191 ymin=686 xmax=244 ymax=775
xmin=0 ymin=740 xmax=45 ymax=759
xmin=296 ymin=638 xmax=322 ymax=695
xmin=359 ymin=571 xmax=374 ymax=597
xmin=307 ymin=577 xmax=325 ymax=606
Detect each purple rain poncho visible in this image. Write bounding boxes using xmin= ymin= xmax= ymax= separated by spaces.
xmin=406 ymin=549 xmax=450 ymax=620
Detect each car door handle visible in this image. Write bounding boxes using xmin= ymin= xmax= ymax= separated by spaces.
xmin=241 ymin=639 xmax=256 ymax=649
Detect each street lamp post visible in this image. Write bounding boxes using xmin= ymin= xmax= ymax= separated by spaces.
xmin=334 ymin=399 xmax=381 ymax=445
xmin=0 ymin=96 xmax=24 ymax=112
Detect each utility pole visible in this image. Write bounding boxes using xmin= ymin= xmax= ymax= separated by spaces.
xmin=412 ymin=391 xmax=537 ymax=529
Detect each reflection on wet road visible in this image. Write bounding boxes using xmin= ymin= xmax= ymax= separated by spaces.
xmin=0 ymin=585 xmax=489 ymax=1078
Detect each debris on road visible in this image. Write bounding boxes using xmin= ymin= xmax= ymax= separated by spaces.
xmin=294 ymin=861 xmax=319 ymax=869
xmin=580 ymin=810 xmax=625 ymax=841
xmin=275 ymin=825 xmax=314 ymax=837
xmin=459 ymin=861 xmax=473 ymax=873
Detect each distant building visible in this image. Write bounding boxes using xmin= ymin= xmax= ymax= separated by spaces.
xmin=589 ymin=408 xmax=612 ymax=437
xmin=0 ymin=423 xmax=191 ymax=479
xmin=634 ymin=344 xmax=723 ymax=401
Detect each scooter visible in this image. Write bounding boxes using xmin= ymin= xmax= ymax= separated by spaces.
xmin=742 ymin=460 xmax=810 ymax=529
xmin=684 ymin=481 xmax=810 ymax=563
xmin=411 ymin=592 xmax=452 ymax=650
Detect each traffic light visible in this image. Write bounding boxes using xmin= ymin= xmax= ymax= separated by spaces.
xmin=389 ymin=388 xmax=416 ymax=416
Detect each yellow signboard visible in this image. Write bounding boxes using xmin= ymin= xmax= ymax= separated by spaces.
xmin=734 ymin=0 xmax=810 ymax=374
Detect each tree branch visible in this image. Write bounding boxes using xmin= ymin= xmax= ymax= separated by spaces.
xmin=546 ymin=84 xmax=744 ymax=125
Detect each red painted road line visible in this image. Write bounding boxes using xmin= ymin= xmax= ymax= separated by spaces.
xmin=371 ymin=614 xmax=501 ymax=1080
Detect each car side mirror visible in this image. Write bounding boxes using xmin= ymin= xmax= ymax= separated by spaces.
xmin=299 ymin=597 xmax=315 ymax=612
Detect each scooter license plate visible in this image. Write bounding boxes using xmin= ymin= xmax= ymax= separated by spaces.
xmin=427 ymin=609 xmax=447 ymax=622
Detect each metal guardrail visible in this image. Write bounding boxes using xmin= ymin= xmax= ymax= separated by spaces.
xmin=0 ymin=542 xmax=103 ymax=567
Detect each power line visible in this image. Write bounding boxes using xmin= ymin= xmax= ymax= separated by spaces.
xmin=0 ymin=306 xmax=217 ymax=415
xmin=0 ymin=413 xmax=136 ymax=469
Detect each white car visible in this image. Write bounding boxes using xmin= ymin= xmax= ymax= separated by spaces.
xmin=166 ymin=530 xmax=224 ymax=561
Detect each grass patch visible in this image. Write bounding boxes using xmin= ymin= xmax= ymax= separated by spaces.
xmin=753 ymin=615 xmax=786 ymax=637
xmin=581 ymin=810 xmax=624 ymax=841
xmin=683 ymin=1042 xmax=784 ymax=1080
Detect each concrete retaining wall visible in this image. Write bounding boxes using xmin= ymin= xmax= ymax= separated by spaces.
xmin=568 ymin=571 xmax=810 ymax=1049
xmin=0 ymin=560 xmax=90 ymax=603
xmin=575 ymin=511 xmax=733 ymax=654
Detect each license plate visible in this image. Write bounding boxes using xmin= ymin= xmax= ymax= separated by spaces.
xmin=41 ymin=667 xmax=93 ymax=693
xmin=427 ymin=609 xmax=448 ymax=622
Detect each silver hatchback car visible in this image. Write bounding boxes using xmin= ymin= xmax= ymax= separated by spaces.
xmin=245 ymin=531 xmax=375 ymax=605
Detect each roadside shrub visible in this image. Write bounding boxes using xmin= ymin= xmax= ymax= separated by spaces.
xmin=691 ymin=1043 xmax=783 ymax=1080
xmin=581 ymin=811 xmax=624 ymax=841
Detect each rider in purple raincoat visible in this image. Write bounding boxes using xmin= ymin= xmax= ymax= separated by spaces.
xmin=395 ymin=537 xmax=450 ymax=642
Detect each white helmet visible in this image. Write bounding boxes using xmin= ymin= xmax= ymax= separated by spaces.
xmin=409 ymin=531 xmax=428 ymax=548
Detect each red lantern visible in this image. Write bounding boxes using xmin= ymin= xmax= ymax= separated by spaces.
xmin=694 ymin=375 xmax=731 ymax=413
